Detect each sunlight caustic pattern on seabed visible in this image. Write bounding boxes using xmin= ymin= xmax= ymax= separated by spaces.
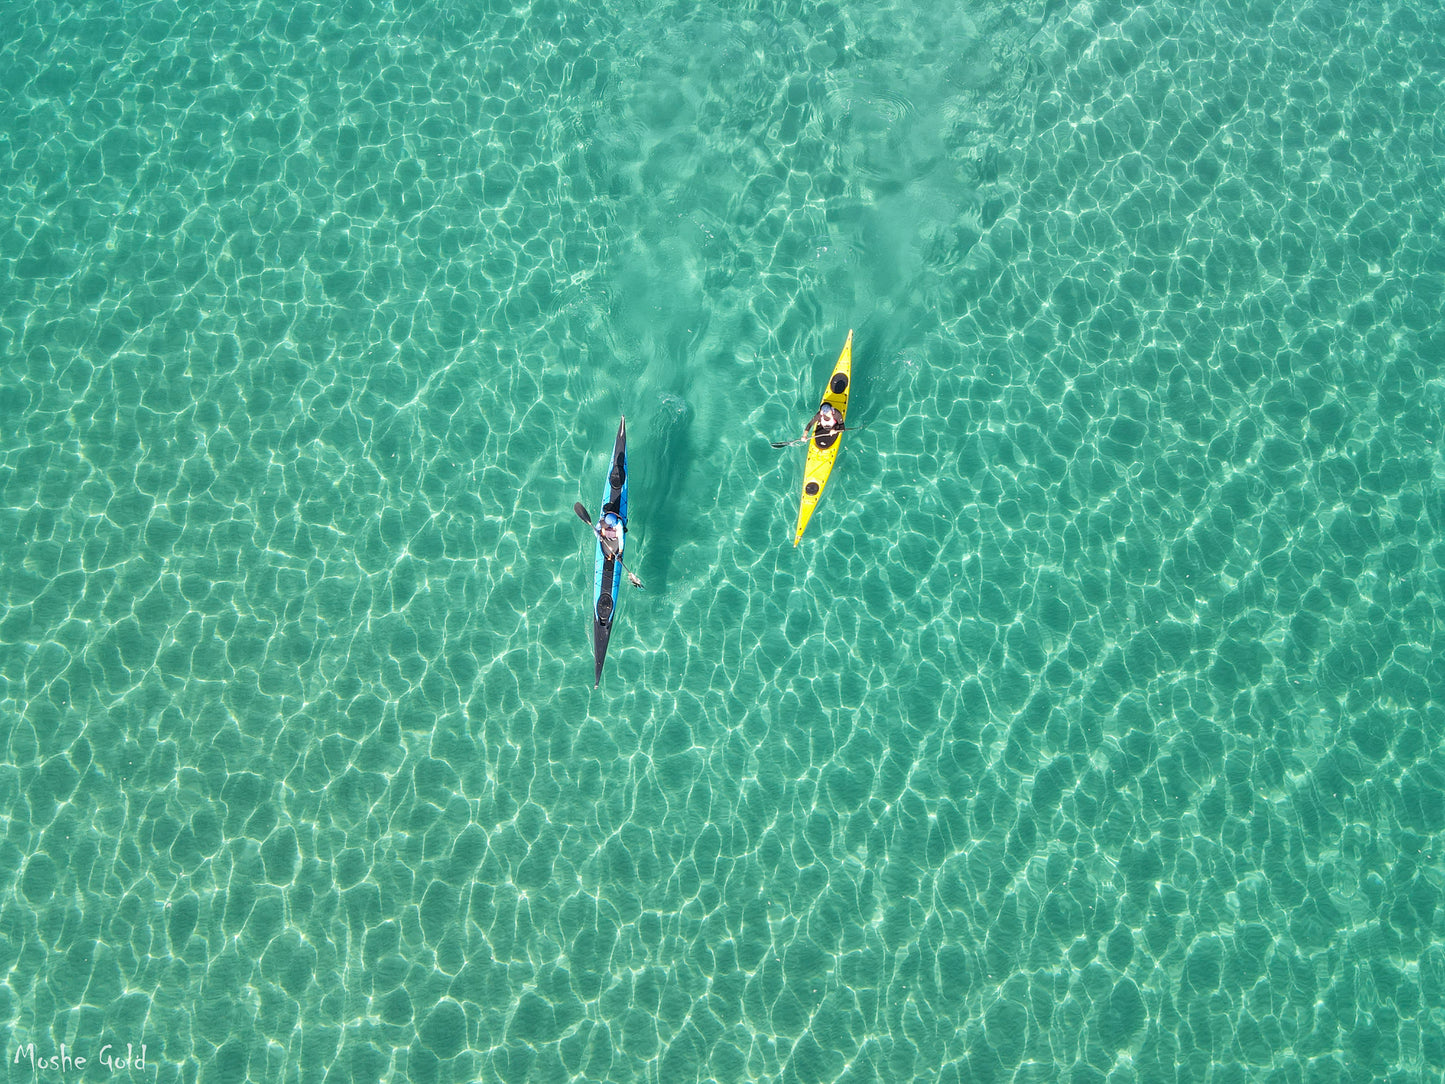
xmin=0 ymin=0 xmax=1442 ymax=1080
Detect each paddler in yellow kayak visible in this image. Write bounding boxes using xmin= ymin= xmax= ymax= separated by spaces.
xmin=808 ymin=402 xmax=845 ymax=448
xmin=776 ymin=330 xmax=856 ymax=544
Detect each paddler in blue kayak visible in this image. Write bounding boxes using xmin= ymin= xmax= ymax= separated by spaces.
xmin=573 ymin=502 xmax=643 ymax=589
xmin=598 ymin=512 xmax=623 ymax=559
xmin=596 ymin=511 xmax=644 ymax=589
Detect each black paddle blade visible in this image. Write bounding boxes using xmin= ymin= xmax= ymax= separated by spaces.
xmin=574 ymin=502 xmax=592 ymax=525
xmin=770 ymin=433 xmax=809 ymax=449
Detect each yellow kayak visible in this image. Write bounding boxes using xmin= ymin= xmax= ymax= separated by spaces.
xmin=794 ymin=330 xmax=853 ymax=545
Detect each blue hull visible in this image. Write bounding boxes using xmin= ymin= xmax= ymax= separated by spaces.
xmin=592 ymin=416 xmax=628 ymax=687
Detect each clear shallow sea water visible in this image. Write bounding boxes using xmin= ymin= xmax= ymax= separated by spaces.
xmin=1 ymin=0 xmax=1442 ymax=1080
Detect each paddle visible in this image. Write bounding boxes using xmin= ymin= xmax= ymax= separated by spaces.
xmin=573 ymin=503 xmax=644 ymax=590
xmin=769 ymin=420 xmax=870 ymax=449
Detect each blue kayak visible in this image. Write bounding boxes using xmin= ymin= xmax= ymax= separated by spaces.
xmin=592 ymin=416 xmax=628 ymax=687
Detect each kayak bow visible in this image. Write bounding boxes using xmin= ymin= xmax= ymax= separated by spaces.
xmin=794 ymin=330 xmax=852 ymax=545
xmin=592 ymin=416 xmax=629 ymax=687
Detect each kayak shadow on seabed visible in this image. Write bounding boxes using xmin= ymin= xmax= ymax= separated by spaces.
xmin=848 ymin=311 xmax=913 ymax=409
xmin=630 ymin=389 xmax=695 ymax=595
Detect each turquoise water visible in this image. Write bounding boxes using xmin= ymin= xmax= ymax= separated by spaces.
xmin=1 ymin=0 xmax=1442 ymax=1079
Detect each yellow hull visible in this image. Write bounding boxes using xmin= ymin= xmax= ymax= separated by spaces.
xmin=794 ymin=330 xmax=853 ymax=545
